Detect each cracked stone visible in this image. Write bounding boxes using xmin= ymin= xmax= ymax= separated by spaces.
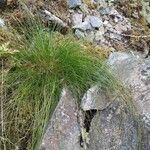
xmin=40 ymin=88 xmax=80 ymax=150
xmin=81 ymin=86 xmax=111 ymax=111
xmin=88 ymin=99 xmax=138 ymax=150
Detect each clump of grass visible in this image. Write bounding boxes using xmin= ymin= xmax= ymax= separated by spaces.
xmin=2 ymin=27 xmax=125 ymax=150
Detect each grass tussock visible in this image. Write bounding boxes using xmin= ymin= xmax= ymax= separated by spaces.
xmin=1 ymin=25 xmax=129 ymax=150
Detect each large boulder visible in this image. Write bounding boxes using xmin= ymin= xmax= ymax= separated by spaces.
xmin=40 ymin=88 xmax=80 ymax=150
xmin=82 ymin=52 xmax=150 ymax=150
xmin=108 ymin=52 xmax=150 ymax=149
xmin=108 ymin=52 xmax=150 ymax=127
xmin=88 ymin=99 xmax=138 ymax=150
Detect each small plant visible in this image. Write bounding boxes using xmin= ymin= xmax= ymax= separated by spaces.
xmin=2 ymin=26 xmax=124 ymax=150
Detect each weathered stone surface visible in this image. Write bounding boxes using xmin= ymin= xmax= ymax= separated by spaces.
xmin=73 ymin=21 xmax=92 ymax=31
xmin=88 ymin=99 xmax=138 ymax=150
xmin=108 ymin=52 xmax=150 ymax=119
xmin=67 ymin=0 xmax=82 ymax=9
xmin=40 ymin=88 xmax=80 ymax=150
xmin=108 ymin=52 xmax=150 ymax=149
xmin=72 ymin=13 xmax=83 ymax=26
xmin=75 ymin=29 xmax=85 ymax=39
xmin=141 ymin=0 xmax=150 ymax=24
xmin=79 ymin=3 xmax=89 ymax=13
xmin=42 ymin=10 xmax=68 ymax=28
xmin=81 ymin=86 xmax=111 ymax=111
xmin=85 ymin=52 xmax=150 ymax=150
xmin=99 ymin=7 xmax=111 ymax=15
xmin=89 ymin=16 xmax=103 ymax=28
xmin=139 ymin=120 xmax=150 ymax=149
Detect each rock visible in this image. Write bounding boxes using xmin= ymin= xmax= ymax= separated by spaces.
xmin=103 ymin=20 xmax=113 ymax=28
xmin=67 ymin=0 xmax=82 ymax=9
xmin=89 ymin=16 xmax=103 ymax=28
xmin=88 ymin=99 xmax=138 ymax=150
xmin=0 ymin=18 xmax=5 ymax=27
xmin=95 ymin=26 xmax=105 ymax=41
xmin=41 ymin=10 xmax=68 ymax=29
xmin=141 ymin=0 xmax=150 ymax=24
xmin=72 ymin=13 xmax=83 ymax=26
xmin=41 ymin=88 xmax=80 ymax=150
xmin=114 ymin=23 xmax=128 ymax=33
xmin=79 ymin=3 xmax=89 ymax=13
xmin=85 ymin=31 xmax=95 ymax=42
xmin=108 ymin=52 xmax=150 ymax=149
xmin=109 ymin=8 xmax=123 ymax=22
xmin=75 ymin=29 xmax=85 ymax=39
xmin=108 ymin=32 xmax=122 ymax=40
xmin=102 ymin=7 xmax=131 ymax=35
xmin=73 ymin=21 xmax=92 ymax=31
xmin=81 ymin=86 xmax=111 ymax=111
xmin=99 ymin=7 xmax=111 ymax=15
xmin=139 ymin=122 xmax=150 ymax=149
xmin=107 ymin=52 xmax=131 ymax=66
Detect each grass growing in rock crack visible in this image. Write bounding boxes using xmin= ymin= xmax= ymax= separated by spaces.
xmin=1 ymin=27 xmax=127 ymax=150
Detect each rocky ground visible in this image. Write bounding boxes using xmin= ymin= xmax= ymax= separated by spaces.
xmin=1 ymin=0 xmax=150 ymax=56
xmin=0 ymin=0 xmax=150 ymax=150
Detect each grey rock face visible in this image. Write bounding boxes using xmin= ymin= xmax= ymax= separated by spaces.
xmin=84 ymin=52 xmax=150 ymax=150
xmin=67 ymin=0 xmax=82 ymax=9
xmin=141 ymin=0 xmax=150 ymax=24
xmin=72 ymin=13 xmax=83 ymax=26
xmin=42 ymin=10 xmax=68 ymax=28
xmin=81 ymin=86 xmax=111 ymax=111
xmin=75 ymin=29 xmax=85 ymax=39
xmin=73 ymin=21 xmax=92 ymax=31
xmin=99 ymin=7 xmax=111 ymax=15
xmin=108 ymin=52 xmax=150 ymax=120
xmin=108 ymin=52 xmax=150 ymax=149
xmin=88 ymin=99 xmax=138 ymax=150
xmin=41 ymin=88 xmax=80 ymax=150
xmin=89 ymin=16 xmax=103 ymax=28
